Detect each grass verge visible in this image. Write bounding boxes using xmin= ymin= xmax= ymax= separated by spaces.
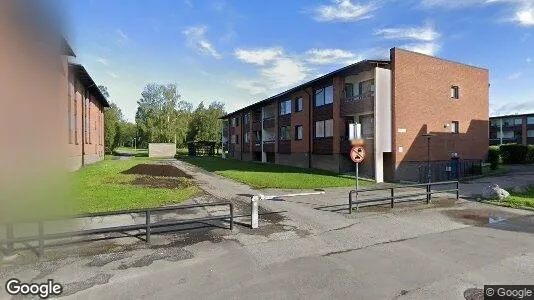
xmin=488 ymin=185 xmax=534 ymax=210
xmin=180 ymin=156 xmax=374 ymax=189
xmin=72 ymin=157 xmax=200 ymax=213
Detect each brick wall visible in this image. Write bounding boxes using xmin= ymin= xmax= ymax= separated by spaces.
xmin=391 ymin=48 xmax=489 ymax=174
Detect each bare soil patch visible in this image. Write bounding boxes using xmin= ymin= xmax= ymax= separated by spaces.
xmin=122 ymin=164 xmax=192 ymax=178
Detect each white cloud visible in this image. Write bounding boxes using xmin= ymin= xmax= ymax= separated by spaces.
xmin=261 ymin=58 xmax=309 ymax=89
xmin=304 ymin=48 xmax=361 ymax=65
xmin=312 ymin=0 xmax=377 ymax=22
xmin=95 ymin=57 xmax=109 ymax=66
xmin=183 ymin=26 xmax=222 ymax=59
xmin=508 ymin=71 xmax=523 ymax=80
xmin=117 ymin=29 xmax=128 ymax=41
xmin=516 ymin=7 xmax=534 ymax=26
xmin=374 ymin=23 xmax=441 ymax=56
xmin=233 ymin=80 xmax=268 ymax=95
xmin=234 ymin=48 xmax=283 ymax=65
xmin=423 ymin=0 xmax=534 ymax=26
xmin=374 ymin=25 xmax=440 ymax=41
xmin=402 ymin=42 xmax=440 ymax=56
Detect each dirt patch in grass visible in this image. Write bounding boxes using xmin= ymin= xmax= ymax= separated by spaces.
xmin=131 ymin=176 xmax=192 ymax=189
xmin=122 ymin=164 xmax=192 ymax=178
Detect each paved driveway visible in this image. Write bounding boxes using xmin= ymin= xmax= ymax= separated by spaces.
xmin=2 ymin=160 xmax=534 ymax=299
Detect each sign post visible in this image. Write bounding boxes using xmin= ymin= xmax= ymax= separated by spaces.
xmin=349 ymin=123 xmax=365 ymax=191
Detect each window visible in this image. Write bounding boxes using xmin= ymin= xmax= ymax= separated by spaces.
xmin=514 ymin=118 xmax=522 ymax=125
xmin=231 ymin=135 xmax=236 ymax=144
xmin=528 ymin=130 xmax=534 ymax=138
xmin=295 ymin=125 xmax=303 ymax=140
xmin=314 ymin=85 xmax=333 ymax=107
xmin=359 ymin=115 xmax=375 ymax=138
xmin=451 ymin=86 xmax=459 ymax=99
xmin=254 ymin=131 xmax=262 ymax=144
xmin=295 ymin=98 xmax=303 ymax=112
xmin=280 ymin=100 xmax=292 ymax=115
xmin=315 ymin=119 xmax=333 ymax=138
xmin=244 ymin=114 xmax=249 ymax=125
xmin=451 ymin=121 xmax=459 ymax=133
xmin=236 ymin=117 xmax=240 ymax=126
xmin=345 ymin=83 xmax=354 ymax=98
xmin=279 ymin=126 xmax=291 ymax=141
xmin=528 ymin=117 xmax=534 ymax=125
xmin=231 ymin=118 xmax=236 ymax=127
xmin=358 ymin=80 xmax=374 ymax=95
xmin=244 ymin=132 xmax=249 ymax=143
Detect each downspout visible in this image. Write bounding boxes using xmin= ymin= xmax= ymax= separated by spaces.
xmin=81 ymin=89 xmax=87 ymax=167
xmin=241 ymin=114 xmax=243 ymax=160
xmin=304 ymin=88 xmax=312 ymax=168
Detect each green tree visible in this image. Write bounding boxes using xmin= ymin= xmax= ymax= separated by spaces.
xmin=135 ymin=83 xmax=193 ymax=147
xmin=104 ymin=102 xmax=124 ymax=153
xmin=187 ymin=101 xmax=226 ymax=142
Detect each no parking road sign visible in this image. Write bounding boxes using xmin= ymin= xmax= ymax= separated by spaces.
xmin=350 ymin=146 xmax=365 ymax=163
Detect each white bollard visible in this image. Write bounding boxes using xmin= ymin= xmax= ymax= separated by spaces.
xmin=251 ymin=195 xmax=260 ymax=229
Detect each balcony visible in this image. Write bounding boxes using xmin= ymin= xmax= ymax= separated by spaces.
xmin=313 ymin=138 xmax=333 ymax=154
xmin=278 ymin=140 xmax=291 ymax=154
xmin=263 ymin=140 xmax=275 ymax=152
xmin=341 ymin=91 xmax=374 ymax=116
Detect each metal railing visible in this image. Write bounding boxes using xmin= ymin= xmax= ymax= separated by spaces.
xmin=348 ymin=181 xmax=459 ymax=214
xmin=1 ymin=202 xmax=233 ymax=257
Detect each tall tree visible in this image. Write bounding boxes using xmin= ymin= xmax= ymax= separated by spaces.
xmin=104 ymin=102 xmax=124 ymax=153
xmin=135 ymin=83 xmax=192 ymax=147
xmin=98 ymin=85 xmax=110 ymax=98
xmin=187 ymin=101 xmax=226 ymax=142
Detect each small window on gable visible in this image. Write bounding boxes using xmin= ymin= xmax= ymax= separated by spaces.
xmin=451 ymin=121 xmax=459 ymax=134
xmin=451 ymin=86 xmax=459 ymax=99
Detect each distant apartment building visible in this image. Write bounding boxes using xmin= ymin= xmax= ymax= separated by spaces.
xmin=489 ymin=113 xmax=534 ymax=145
xmin=221 ymin=48 xmax=489 ymax=182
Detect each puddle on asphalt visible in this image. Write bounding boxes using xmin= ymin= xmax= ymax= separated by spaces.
xmin=441 ymin=209 xmax=534 ymax=233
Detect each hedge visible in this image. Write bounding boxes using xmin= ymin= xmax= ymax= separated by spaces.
xmin=487 ymin=147 xmax=500 ymax=170
xmin=499 ymin=144 xmax=529 ymax=164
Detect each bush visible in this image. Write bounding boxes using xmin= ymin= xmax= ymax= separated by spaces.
xmin=487 ymin=148 xmax=500 ymax=170
xmin=527 ymin=146 xmax=534 ymax=164
xmin=499 ymin=144 xmax=529 ymax=164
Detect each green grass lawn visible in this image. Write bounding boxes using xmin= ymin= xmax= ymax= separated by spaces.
xmin=72 ymin=157 xmax=200 ymax=213
xmin=491 ymin=185 xmax=534 ymax=209
xmin=180 ymin=156 xmax=374 ymax=189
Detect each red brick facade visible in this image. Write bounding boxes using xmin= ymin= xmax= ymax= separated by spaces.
xmin=223 ymin=48 xmax=489 ymax=182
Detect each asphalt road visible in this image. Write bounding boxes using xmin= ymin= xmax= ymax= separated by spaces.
xmin=1 ymin=161 xmax=534 ymax=299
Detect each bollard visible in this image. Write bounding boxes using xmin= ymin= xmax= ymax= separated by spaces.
xmin=251 ymin=195 xmax=260 ymax=229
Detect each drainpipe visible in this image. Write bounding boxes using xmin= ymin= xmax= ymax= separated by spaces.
xmin=304 ymin=88 xmax=312 ymax=168
xmin=81 ymin=89 xmax=88 ymax=167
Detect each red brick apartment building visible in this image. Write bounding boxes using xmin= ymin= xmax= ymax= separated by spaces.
xmin=221 ymin=48 xmax=489 ymax=182
xmin=0 ymin=1 xmax=109 ymax=171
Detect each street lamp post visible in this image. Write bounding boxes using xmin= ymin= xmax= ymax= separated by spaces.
xmin=422 ymin=133 xmax=434 ymax=183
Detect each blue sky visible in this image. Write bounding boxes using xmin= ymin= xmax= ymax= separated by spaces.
xmin=64 ymin=0 xmax=534 ymax=121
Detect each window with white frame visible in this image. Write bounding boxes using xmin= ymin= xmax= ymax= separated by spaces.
xmin=451 ymin=121 xmax=459 ymax=134
xmin=295 ymin=97 xmax=303 ymax=112
xmin=279 ymin=126 xmax=291 ymax=140
xmin=451 ymin=86 xmax=459 ymax=99
xmin=314 ymin=85 xmax=333 ymax=107
xmin=295 ymin=125 xmax=303 ymax=140
xmin=315 ymin=119 xmax=333 ymax=138
xmin=280 ymin=100 xmax=292 ymax=115
xmin=358 ymin=80 xmax=374 ymax=95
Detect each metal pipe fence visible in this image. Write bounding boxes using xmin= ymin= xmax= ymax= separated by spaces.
xmin=349 ymin=181 xmax=459 ymax=214
xmin=1 ymin=202 xmax=233 ymax=257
